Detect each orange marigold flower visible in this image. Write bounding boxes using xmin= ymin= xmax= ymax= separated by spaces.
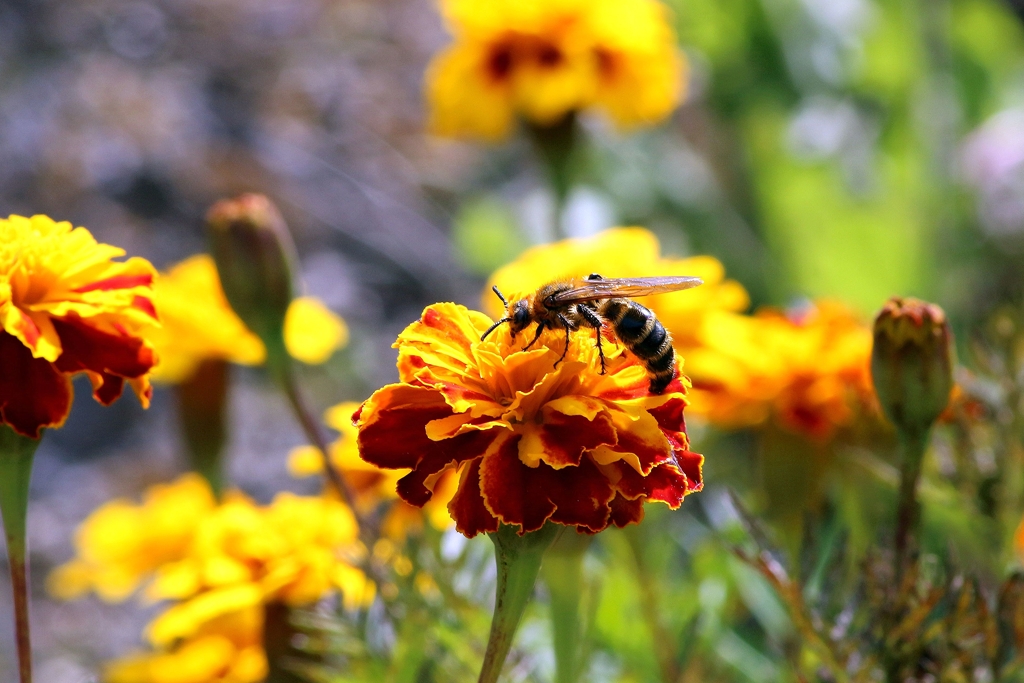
xmin=0 ymin=214 xmax=158 ymax=438
xmin=288 ymin=402 xmax=458 ymax=539
xmin=685 ymin=301 xmax=876 ymax=440
xmin=355 ymin=302 xmax=703 ymax=537
xmin=149 ymin=254 xmax=348 ymax=383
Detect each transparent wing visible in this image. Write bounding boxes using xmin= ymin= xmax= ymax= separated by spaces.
xmin=548 ymin=276 xmax=704 ymax=305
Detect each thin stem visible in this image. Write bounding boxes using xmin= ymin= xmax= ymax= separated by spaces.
xmin=276 ymin=363 xmax=356 ymax=513
xmin=478 ymin=524 xmax=560 ymax=683
xmin=527 ymin=114 xmax=580 ymax=242
xmin=894 ymin=427 xmax=930 ymax=578
xmin=0 ymin=426 xmax=41 ymax=683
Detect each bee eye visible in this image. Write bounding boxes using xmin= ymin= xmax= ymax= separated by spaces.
xmin=513 ymin=306 xmax=530 ymax=328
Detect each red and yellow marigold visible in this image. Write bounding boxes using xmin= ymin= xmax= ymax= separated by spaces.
xmin=0 ymin=214 xmax=158 ymax=438
xmin=355 ymin=302 xmax=703 ymax=537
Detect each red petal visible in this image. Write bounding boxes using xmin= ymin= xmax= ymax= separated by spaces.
xmin=480 ymin=436 xmax=615 ymax=533
xmin=529 ymin=410 xmax=617 ymax=468
xmin=51 ymin=317 xmax=154 ymax=406
xmin=132 ymin=296 xmax=158 ymax=319
xmin=648 ymin=396 xmax=688 ymax=435
xmin=610 ymin=459 xmax=693 ymax=507
xmin=0 ymin=332 xmax=71 ymax=438
xmin=608 ymin=494 xmax=645 ymax=528
xmin=73 ymin=273 xmax=153 ymax=293
xmin=675 ymin=450 xmax=704 ymax=492
xmin=396 ymin=428 xmax=496 ymax=506
xmin=449 ymin=458 xmax=498 ymax=537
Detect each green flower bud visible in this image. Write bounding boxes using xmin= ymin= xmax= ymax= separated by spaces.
xmin=871 ymin=297 xmax=954 ymax=434
xmin=206 ymin=194 xmax=296 ymax=369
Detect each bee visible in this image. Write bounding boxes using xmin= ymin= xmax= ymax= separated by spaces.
xmin=481 ymin=273 xmax=703 ymax=394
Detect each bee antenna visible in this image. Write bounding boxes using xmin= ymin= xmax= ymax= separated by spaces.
xmin=481 ymin=317 xmax=512 ymax=341
xmin=491 ymin=285 xmax=509 ymax=308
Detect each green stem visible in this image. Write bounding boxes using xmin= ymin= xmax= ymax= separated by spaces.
xmin=263 ymin=602 xmax=306 ymax=683
xmin=542 ymin=532 xmax=592 ymax=683
xmin=894 ymin=427 xmax=929 ymax=578
xmin=478 ymin=523 xmax=560 ymax=683
xmin=624 ymin=525 xmax=678 ymax=683
xmin=177 ymin=359 xmax=229 ymax=498
xmin=527 ymin=114 xmax=580 ymax=242
xmin=0 ymin=426 xmax=41 ymax=683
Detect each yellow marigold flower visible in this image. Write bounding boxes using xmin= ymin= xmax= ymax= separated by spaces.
xmin=685 ymin=302 xmax=876 ymax=441
xmin=145 ymin=491 xmax=372 ymax=618
xmin=104 ymin=605 xmax=266 ymax=683
xmin=355 ymin=302 xmax=703 ymax=537
xmin=149 ymin=254 xmax=347 ymax=383
xmin=0 ymin=214 xmax=158 ymax=438
xmin=47 ymin=474 xmax=216 ymax=603
xmin=484 ymin=227 xmax=749 ymax=350
xmin=426 ymin=0 xmax=685 ymax=141
xmin=288 ymin=402 xmax=457 ymax=539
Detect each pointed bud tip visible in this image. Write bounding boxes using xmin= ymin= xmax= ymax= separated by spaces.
xmin=871 ymin=297 xmax=953 ymax=433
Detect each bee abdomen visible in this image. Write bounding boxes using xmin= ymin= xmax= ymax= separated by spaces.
xmin=602 ymin=300 xmax=677 ymax=394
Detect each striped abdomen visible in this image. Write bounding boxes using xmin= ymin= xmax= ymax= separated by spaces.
xmin=598 ymin=298 xmax=676 ymax=394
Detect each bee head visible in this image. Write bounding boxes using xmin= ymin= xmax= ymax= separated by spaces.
xmin=508 ymin=299 xmax=531 ymax=337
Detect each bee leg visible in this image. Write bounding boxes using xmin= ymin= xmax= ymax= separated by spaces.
xmin=522 ymin=322 xmax=546 ymax=351
xmin=577 ymin=305 xmax=606 ymax=375
xmin=554 ymin=314 xmax=573 ymax=368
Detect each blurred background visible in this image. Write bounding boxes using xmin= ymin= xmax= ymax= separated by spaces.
xmin=4 ymin=0 xmax=1024 ymax=679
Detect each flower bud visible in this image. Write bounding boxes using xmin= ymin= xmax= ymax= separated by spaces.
xmin=871 ymin=297 xmax=953 ymax=433
xmin=206 ymin=194 xmax=296 ymax=366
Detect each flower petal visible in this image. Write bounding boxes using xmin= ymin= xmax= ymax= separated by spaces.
xmin=52 ymin=316 xmax=156 ymax=406
xmin=449 ymin=458 xmax=499 ymax=537
xmin=0 ymin=331 xmax=71 ymax=438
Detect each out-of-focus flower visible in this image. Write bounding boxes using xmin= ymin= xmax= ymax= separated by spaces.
xmin=50 ymin=477 xmax=373 ymax=614
xmin=288 ymin=402 xmax=457 ymax=538
xmin=47 ymin=474 xmax=217 ymax=603
xmin=149 ymin=254 xmax=348 ymax=383
xmin=685 ymin=301 xmax=876 ymax=441
xmin=355 ymin=302 xmax=703 ymax=537
xmin=426 ymin=0 xmax=685 ymax=141
xmin=484 ymin=227 xmax=750 ymax=351
xmin=144 ymin=492 xmax=372 ymax=622
xmin=103 ymin=606 xmax=266 ymax=683
xmin=871 ymin=297 xmax=953 ymax=433
xmin=0 ymin=214 xmax=158 ymax=438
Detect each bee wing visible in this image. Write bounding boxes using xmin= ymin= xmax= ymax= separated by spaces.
xmin=548 ymin=276 xmax=704 ymax=305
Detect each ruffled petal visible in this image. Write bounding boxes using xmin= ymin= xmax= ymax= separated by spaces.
xmin=51 ymin=316 xmax=156 ymax=406
xmin=449 ymin=458 xmax=499 ymax=537
xmin=0 ymin=331 xmax=71 ymax=438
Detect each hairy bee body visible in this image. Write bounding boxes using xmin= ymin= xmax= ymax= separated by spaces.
xmin=482 ymin=273 xmax=702 ymax=395
xmin=595 ymin=297 xmax=676 ymax=394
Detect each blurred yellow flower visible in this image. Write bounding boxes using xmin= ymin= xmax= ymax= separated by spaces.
xmin=149 ymin=255 xmax=348 ymax=383
xmin=426 ymin=0 xmax=685 ymax=141
xmin=104 ymin=605 xmax=266 ymax=683
xmin=484 ymin=227 xmax=750 ymax=351
xmin=47 ymin=474 xmax=216 ymax=603
xmin=288 ymin=402 xmax=457 ymax=538
xmin=685 ymin=302 xmax=877 ymax=441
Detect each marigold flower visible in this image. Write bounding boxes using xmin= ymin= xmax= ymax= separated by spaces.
xmin=288 ymin=402 xmax=457 ymax=537
xmin=356 ymin=302 xmax=703 ymax=537
xmin=47 ymin=474 xmax=217 ymax=603
xmin=104 ymin=605 xmax=266 ymax=683
xmin=685 ymin=302 xmax=876 ymax=440
xmin=0 ymin=214 xmax=158 ymax=438
xmin=484 ymin=228 xmax=750 ymax=351
xmin=149 ymin=254 xmax=348 ymax=383
xmin=426 ymin=0 xmax=685 ymax=141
